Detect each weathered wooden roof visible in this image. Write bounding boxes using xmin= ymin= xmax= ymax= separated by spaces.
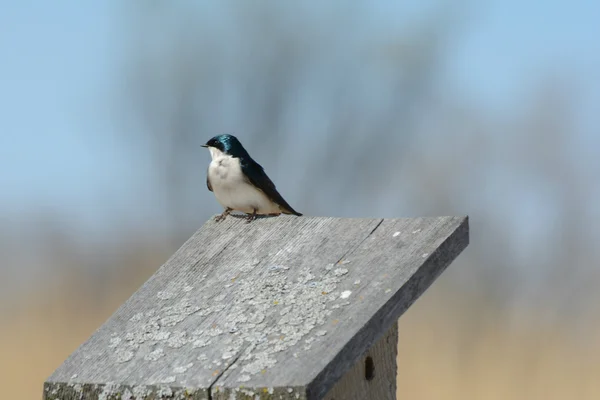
xmin=45 ymin=215 xmax=469 ymax=400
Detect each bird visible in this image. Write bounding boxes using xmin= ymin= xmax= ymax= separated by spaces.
xmin=201 ymin=134 xmax=302 ymax=223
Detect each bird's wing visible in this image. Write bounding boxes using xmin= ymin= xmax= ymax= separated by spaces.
xmin=241 ymin=158 xmax=302 ymax=216
xmin=206 ymin=168 xmax=213 ymax=192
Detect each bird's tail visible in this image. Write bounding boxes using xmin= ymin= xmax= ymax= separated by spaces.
xmin=281 ymin=207 xmax=302 ymax=216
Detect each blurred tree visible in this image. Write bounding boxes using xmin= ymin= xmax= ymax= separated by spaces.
xmin=115 ymin=0 xmax=457 ymax=240
xmin=112 ymin=0 xmax=599 ymax=324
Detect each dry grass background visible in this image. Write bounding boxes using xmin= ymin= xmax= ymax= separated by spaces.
xmin=2 ymin=254 xmax=599 ymax=400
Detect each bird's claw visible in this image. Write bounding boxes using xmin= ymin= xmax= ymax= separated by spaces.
xmin=246 ymin=210 xmax=257 ymax=223
xmin=215 ymin=208 xmax=232 ymax=222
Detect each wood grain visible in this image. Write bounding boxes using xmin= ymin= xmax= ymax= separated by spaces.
xmin=323 ymin=322 xmax=398 ymax=400
xmin=44 ymin=215 xmax=469 ymax=400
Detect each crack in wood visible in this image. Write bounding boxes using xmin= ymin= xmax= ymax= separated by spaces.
xmin=334 ymin=219 xmax=384 ymax=265
xmin=208 ymin=348 xmax=245 ymax=400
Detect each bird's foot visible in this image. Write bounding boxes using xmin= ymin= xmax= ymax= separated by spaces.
xmin=215 ymin=208 xmax=232 ymax=222
xmin=246 ymin=210 xmax=257 ymax=223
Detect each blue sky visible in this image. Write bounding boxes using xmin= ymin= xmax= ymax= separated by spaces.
xmin=0 ymin=1 xmax=132 ymax=230
xmin=449 ymin=0 xmax=600 ymax=105
xmin=1 ymin=0 xmax=599 ymax=233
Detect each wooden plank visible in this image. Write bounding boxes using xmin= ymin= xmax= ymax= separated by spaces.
xmin=323 ymin=322 xmax=398 ymax=400
xmin=44 ymin=215 xmax=468 ymax=400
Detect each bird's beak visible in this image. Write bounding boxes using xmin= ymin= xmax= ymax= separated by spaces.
xmin=201 ymin=144 xmax=208 ymax=148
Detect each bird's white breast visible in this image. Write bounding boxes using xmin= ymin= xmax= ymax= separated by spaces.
xmin=207 ymin=147 xmax=281 ymax=214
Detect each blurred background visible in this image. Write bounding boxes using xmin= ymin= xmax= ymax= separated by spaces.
xmin=1 ymin=1 xmax=600 ymax=398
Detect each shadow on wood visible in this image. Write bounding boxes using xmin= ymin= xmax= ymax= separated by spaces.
xmin=44 ymin=215 xmax=469 ymax=400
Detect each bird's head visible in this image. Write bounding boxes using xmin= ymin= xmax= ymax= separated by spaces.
xmin=202 ymin=134 xmax=249 ymax=159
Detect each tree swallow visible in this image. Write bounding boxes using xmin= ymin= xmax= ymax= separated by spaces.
xmin=202 ymin=134 xmax=302 ymax=222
